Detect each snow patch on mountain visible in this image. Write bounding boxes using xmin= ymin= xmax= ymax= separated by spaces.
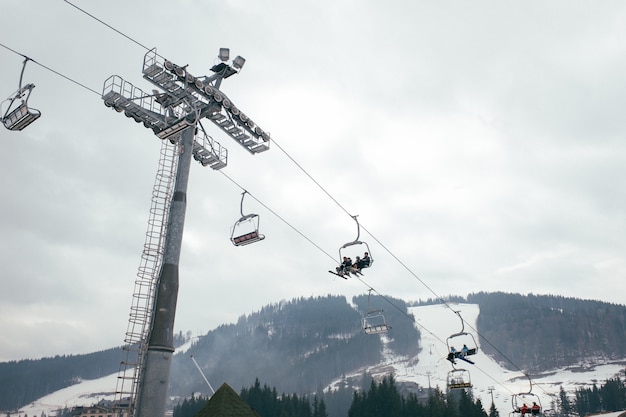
xmin=329 ymin=303 xmax=625 ymax=414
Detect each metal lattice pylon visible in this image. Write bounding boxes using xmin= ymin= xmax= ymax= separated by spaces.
xmin=113 ymin=139 xmax=180 ymax=417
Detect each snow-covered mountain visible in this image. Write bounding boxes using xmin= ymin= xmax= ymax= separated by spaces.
xmin=341 ymin=303 xmax=625 ymax=413
xmin=17 ymin=303 xmax=626 ymax=417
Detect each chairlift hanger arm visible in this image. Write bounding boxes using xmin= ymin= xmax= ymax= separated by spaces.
xmin=18 ymin=58 xmax=31 ymax=92
xmin=341 ymin=240 xmax=364 ymax=249
xmin=239 ymin=190 xmax=248 ymax=217
xmin=351 ymin=215 xmax=361 ymax=241
xmin=454 ymin=310 xmax=465 ymax=334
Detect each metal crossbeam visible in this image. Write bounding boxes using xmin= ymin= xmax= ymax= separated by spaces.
xmin=141 ymin=49 xmax=270 ymax=154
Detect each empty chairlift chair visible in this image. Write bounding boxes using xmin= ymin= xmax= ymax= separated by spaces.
xmin=362 ymin=289 xmax=389 ymax=334
xmin=2 ymin=58 xmax=41 ymax=131
xmin=230 ymin=191 xmax=265 ymax=246
xmin=362 ymin=310 xmax=389 ymax=335
xmin=447 ymin=369 xmax=472 ymax=390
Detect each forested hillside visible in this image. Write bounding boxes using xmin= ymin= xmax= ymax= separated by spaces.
xmin=468 ymin=292 xmax=626 ymax=372
xmin=0 ymin=347 xmax=122 ymax=411
xmin=169 ymin=294 xmax=420 ymax=396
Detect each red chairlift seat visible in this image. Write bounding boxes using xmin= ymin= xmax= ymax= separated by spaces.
xmin=230 ymin=192 xmax=265 ymax=247
xmin=231 ymin=215 xmax=265 ymax=246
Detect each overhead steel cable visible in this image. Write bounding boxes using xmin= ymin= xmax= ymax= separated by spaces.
xmin=63 ymin=0 xmax=152 ymax=52
xmin=0 ymin=42 xmax=100 ymax=96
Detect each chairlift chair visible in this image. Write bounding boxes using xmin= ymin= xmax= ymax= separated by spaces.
xmin=362 ymin=289 xmax=389 ymax=334
xmin=511 ymin=376 xmax=542 ymax=415
xmin=336 ymin=215 xmax=373 ymax=274
xmin=512 ymin=393 xmax=542 ymax=416
xmin=447 ymin=368 xmax=472 ymax=390
xmin=362 ymin=311 xmax=389 ymax=335
xmin=230 ymin=191 xmax=265 ymax=246
xmin=2 ymin=58 xmax=41 ymax=131
xmin=446 ymin=311 xmax=478 ymax=360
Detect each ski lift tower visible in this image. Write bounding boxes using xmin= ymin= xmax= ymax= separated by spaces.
xmin=102 ymin=47 xmax=270 ymax=417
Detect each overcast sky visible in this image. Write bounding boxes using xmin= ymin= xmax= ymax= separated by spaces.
xmin=1 ymin=1 xmax=625 ymax=362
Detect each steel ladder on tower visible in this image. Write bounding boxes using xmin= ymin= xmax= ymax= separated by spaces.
xmin=112 ymin=139 xmax=180 ymax=417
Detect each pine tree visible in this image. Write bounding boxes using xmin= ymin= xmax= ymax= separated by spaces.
xmin=312 ymin=396 xmax=328 ymax=417
xmin=600 ymin=377 xmax=626 ymax=412
xmin=488 ymin=401 xmax=499 ymax=417
xmin=558 ymin=386 xmax=572 ymax=416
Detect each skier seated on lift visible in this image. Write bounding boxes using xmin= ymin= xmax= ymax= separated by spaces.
xmin=354 ymin=253 xmax=370 ymax=271
xmin=447 ymin=346 xmax=457 ymax=363
xmin=531 ymin=402 xmax=541 ymax=415
xmin=336 ymin=256 xmax=353 ymax=275
xmin=361 ymin=252 xmax=371 ymax=268
xmin=516 ymin=404 xmax=529 ymax=416
xmin=350 ymin=256 xmax=366 ymax=274
xmin=461 ymin=344 xmax=469 ymax=357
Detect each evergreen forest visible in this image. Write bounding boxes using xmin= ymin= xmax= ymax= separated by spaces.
xmin=171 ymin=374 xmax=626 ymax=417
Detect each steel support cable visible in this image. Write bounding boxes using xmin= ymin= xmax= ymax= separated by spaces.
xmin=62 ymin=1 xmax=183 ymax=67
xmin=0 ymin=42 xmax=100 ymax=96
xmin=63 ymin=0 xmax=152 ymax=52
xmin=269 ymin=139 xmax=354 ymax=219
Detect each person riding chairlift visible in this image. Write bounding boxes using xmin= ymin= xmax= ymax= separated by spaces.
xmin=531 ymin=402 xmax=541 ymax=415
xmin=461 ymin=344 xmax=469 ymax=357
xmin=518 ymin=404 xmax=529 ymax=416
xmin=447 ymin=346 xmax=457 ymax=363
xmin=336 ymin=256 xmax=353 ymax=275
